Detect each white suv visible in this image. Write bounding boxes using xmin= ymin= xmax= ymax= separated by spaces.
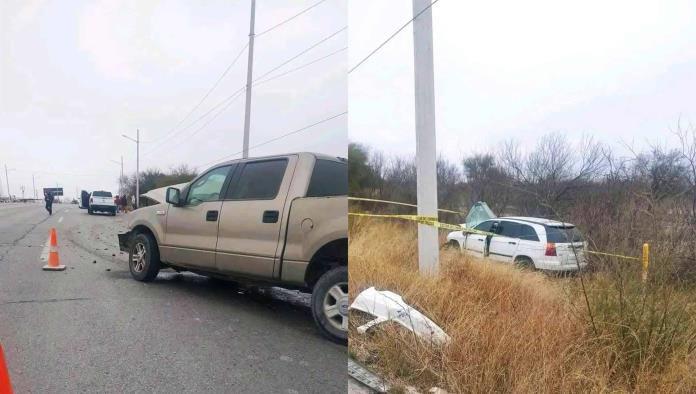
xmin=446 ymin=217 xmax=588 ymax=271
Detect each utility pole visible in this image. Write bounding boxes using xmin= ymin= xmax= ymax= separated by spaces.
xmin=242 ymin=0 xmax=256 ymax=159
xmin=4 ymin=165 xmax=10 ymax=200
xmin=32 ymin=174 xmax=36 ymax=199
xmin=122 ymin=130 xmax=140 ymax=209
xmin=412 ymin=0 xmax=439 ymax=274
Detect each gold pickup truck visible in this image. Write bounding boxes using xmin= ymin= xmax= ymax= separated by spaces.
xmin=118 ymin=153 xmax=347 ymax=343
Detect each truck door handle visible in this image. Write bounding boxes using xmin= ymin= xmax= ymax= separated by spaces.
xmin=206 ymin=210 xmax=218 ymax=221
xmin=508 ymin=241 xmax=517 ymax=245
xmin=262 ymin=210 xmax=279 ymax=223
xmin=477 ymin=239 xmax=484 ymax=242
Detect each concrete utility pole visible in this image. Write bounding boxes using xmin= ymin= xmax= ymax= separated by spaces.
xmin=4 ymin=165 xmax=10 ymax=200
xmin=122 ymin=130 xmax=140 ymax=209
xmin=242 ymin=0 xmax=256 ymax=159
xmin=412 ymin=0 xmax=440 ymax=274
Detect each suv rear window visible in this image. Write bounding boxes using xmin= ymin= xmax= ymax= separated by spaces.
xmin=518 ymin=224 xmax=540 ymax=241
xmin=307 ymin=159 xmax=347 ymax=197
xmin=545 ymin=226 xmax=583 ymax=243
xmin=92 ymin=191 xmax=112 ymax=197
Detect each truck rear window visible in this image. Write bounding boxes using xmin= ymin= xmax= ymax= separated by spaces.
xmin=545 ymin=226 xmax=583 ymax=243
xmin=92 ymin=191 xmax=112 ymax=197
xmin=307 ymin=159 xmax=347 ymax=197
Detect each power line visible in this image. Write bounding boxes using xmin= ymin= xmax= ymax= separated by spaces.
xmin=143 ymin=43 xmax=249 ymax=145
xmin=253 ymin=46 xmax=347 ymax=86
xmin=254 ymin=26 xmax=347 ymax=82
xmin=255 ymin=0 xmax=330 ymax=37
xmin=151 ymin=46 xmax=347 ymax=155
xmin=151 ymin=88 xmax=248 ymax=154
xmin=143 ymin=86 xmax=247 ymax=156
xmin=144 ymin=41 xmax=345 ymax=157
xmin=144 ymin=26 xmax=345 ymax=155
xmin=349 ymin=0 xmax=441 ymax=74
xmin=197 ymin=111 xmax=347 ymax=168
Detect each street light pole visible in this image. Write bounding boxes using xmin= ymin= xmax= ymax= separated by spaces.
xmin=122 ymin=130 xmax=140 ymax=209
xmin=412 ymin=0 xmax=439 ymax=274
xmin=242 ymin=0 xmax=256 ymax=159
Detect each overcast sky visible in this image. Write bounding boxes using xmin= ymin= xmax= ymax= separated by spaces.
xmin=349 ymin=0 xmax=696 ymax=161
xmin=0 ymin=0 xmax=346 ymax=200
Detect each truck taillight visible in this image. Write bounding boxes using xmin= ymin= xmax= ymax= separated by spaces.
xmin=545 ymin=242 xmax=557 ymax=256
xmin=90 ymin=198 xmax=93 ymax=203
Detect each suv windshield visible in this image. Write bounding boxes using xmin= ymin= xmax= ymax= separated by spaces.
xmin=545 ymin=225 xmax=583 ymax=243
xmin=92 ymin=191 xmax=112 ymax=197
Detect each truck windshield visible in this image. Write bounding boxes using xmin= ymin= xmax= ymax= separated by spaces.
xmin=545 ymin=226 xmax=583 ymax=243
xmin=93 ymin=191 xmax=112 ymax=197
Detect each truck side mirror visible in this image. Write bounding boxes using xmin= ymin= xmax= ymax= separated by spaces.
xmin=166 ymin=187 xmax=181 ymax=206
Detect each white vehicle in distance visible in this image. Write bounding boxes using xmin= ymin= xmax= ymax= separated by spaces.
xmin=88 ymin=190 xmax=117 ymax=216
xmin=446 ymin=217 xmax=588 ymax=271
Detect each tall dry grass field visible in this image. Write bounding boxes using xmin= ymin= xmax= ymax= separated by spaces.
xmin=349 ymin=219 xmax=696 ymax=393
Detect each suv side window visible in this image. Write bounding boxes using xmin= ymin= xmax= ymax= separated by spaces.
xmin=186 ymin=165 xmax=232 ymax=205
xmin=518 ymin=224 xmax=540 ymax=242
xmin=307 ymin=159 xmax=347 ymax=197
xmin=474 ymin=220 xmax=494 ymax=232
xmin=497 ymin=221 xmax=521 ymax=238
xmin=227 ymin=159 xmax=288 ymax=200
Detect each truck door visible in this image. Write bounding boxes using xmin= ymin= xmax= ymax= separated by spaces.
xmin=215 ymin=157 xmax=297 ymax=279
xmin=161 ymin=165 xmax=233 ymax=269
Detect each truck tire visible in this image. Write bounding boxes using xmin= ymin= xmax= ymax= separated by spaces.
xmin=129 ymin=232 xmax=160 ymax=282
xmin=87 ymin=208 xmax=93 ymax=215
xmin=311 ymin=266 xmax=348 ymax=344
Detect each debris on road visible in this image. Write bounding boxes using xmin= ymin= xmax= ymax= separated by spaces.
xmin=350 ymin=287 xmax=451 ymax=345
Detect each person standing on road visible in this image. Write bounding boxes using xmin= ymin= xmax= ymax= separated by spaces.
xmin=44 ymin=191 xmax=54 ymax=216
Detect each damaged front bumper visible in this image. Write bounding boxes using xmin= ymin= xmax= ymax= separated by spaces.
xmin=118 ymin=230 xmax=133 ymax=253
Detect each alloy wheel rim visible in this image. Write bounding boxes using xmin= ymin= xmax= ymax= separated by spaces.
xmin=132 ymin=242 xmax=147 ymax=273
xmin=323 ymin=282 xmax=349 ymax=332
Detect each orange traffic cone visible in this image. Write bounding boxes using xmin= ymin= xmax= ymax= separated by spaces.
xmin=42 ymin=228 xmax=65 ymax=271
xmin=0 ymin=343 xmax=13 ymax=394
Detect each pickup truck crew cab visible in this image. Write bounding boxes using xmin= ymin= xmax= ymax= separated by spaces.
xmin=118 ymin=153 xmax=348 ymax=343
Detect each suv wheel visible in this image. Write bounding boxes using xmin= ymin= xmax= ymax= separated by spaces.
xmin=311 ymin=266 xmax=348 ymax=344
xmin=129 ymin=233 xmax=161 ymax=282
xmin=515 ymin=256 xmax=535 ymax=270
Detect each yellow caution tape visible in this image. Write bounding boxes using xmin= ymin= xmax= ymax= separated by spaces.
xmin=348 ymin=197 xmax=466 ymax=215
xmin=585 ymin=250 xmax=640 ymax=261
xmin=350 ymin=211 xmax=642 ymax=262
xmin=348 ymin=212 xmax=493 ymax=234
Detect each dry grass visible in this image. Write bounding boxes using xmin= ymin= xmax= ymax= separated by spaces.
xmin=349 ymin=219 xmax=696 ymax=393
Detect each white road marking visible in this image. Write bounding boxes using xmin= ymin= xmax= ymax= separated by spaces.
xmin=40 ymin=237 xmax=50 ymax=262
xmin=58 ymin=216 xmax=64 ymax=223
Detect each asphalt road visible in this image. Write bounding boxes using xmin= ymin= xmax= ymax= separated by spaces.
xmin=0 ymin=202 xmax=346 ymax=393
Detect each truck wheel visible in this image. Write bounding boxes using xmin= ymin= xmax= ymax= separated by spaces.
xmin=311 ymin=266 xmax=348 ymax=344
xmin=87 ymin=208 xmax=93 ymax=215
xmin=129 ymin=233 xmax=160 ymax=282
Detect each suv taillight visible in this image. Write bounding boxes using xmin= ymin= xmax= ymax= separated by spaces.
xmin=545 ymin=242 xmax=557 ymax=256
